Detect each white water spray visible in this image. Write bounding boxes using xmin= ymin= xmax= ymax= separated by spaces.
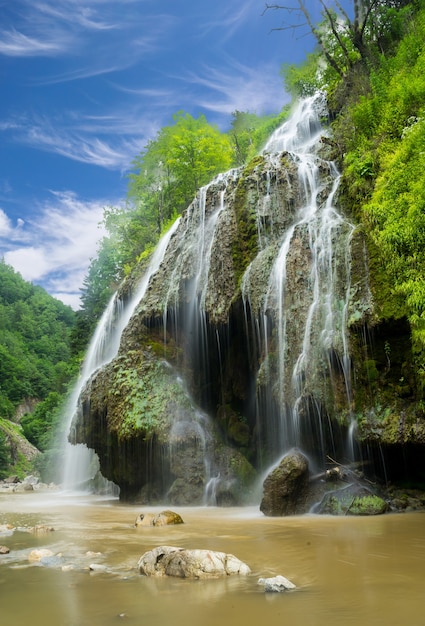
xmin=61 ymin=219 xmax=180 ymax=490
xmin=246 ymin=93 xmax=356 ymax=463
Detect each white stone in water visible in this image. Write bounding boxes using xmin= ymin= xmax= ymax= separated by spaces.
xmin=258 ymin=575 xmax=296 ymax=592
xmin=89 ymin=563 xmax=108 ymax=572
xmin=138 ymin=545 xmax=251 ymax=578
xmin=28 ymin=548 xmax=54 ymax=562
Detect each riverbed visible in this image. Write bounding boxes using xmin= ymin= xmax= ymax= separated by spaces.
xmin=0 ymin=492 xmax=424 ymax=626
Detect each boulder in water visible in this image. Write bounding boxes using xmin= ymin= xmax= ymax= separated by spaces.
xmin=135 ymin=510 xmax=184 ymax=526
xmin=260 ymin=450 xmax=310 ymax=516
xmin=258 ymin=575 xmax=296 ymax=592
xmin=138 ymin=545 xmax=251 ymax=578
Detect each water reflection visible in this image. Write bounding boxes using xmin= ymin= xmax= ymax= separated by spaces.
xmin=0 ymin=493 xmax=424 ymax=626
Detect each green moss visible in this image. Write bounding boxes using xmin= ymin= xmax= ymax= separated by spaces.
xmin=320 ymin=489 xmax=388 ymax=515
xmin=231 ymin=157 xmax=265 ymax=286
xmin=109 ymin=351 xmax=192 ymax=442
xmin=348 ymin=494 xmax=388 ymax=515
xmin=363 ymin=359 xmax=379 ymax=382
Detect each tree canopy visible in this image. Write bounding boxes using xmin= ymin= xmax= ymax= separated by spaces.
xmin=0 ymin=260 xmax=76 ymax=419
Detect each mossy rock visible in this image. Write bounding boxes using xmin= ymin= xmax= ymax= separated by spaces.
xmin=317 ymin=484 xmax=388 ymax=516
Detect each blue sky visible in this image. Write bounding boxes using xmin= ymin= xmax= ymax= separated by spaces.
xmin=0 ymin=0 xmax=327 ymax=308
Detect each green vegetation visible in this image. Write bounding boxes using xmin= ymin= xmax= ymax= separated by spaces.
xmin=0 ymin=260 xmax=76 ymax=418
xmin=109 ymin=351 xmax=193 ymax=442
xmin=0 ymin=430 xmax=11 ymax=479
xmin=280 ymin=1 xmax=425 ymax=397
xmin=333 ymin=4 xmax=425 ymax=379
xmin=0 ymin=260 xmax=78 ymax=477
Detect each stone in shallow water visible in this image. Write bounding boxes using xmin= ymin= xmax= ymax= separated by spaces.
xmin=28 ymin=548 xmax=54 ymax=562
xmin=138 ymin=545 xmax=251 ymax=579
xmin=135 ymin=510 xmax=184 ymax=527
xmin=258 ymin=575 xmax=296 ymax=592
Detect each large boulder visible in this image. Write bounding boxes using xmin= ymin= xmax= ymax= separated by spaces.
xmin=260 ymin=450 xmax=310 ymax=516
xmin=138 ymin=545 xmax=251 ymax=579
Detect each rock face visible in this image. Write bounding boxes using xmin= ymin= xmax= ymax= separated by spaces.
xmin=260 ymin=451 xmax=311 ymax=516
xmin=138 ymin=546 xmax=251 ymax=579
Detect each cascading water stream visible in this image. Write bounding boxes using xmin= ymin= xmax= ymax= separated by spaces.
xmin=246 ymin=92 xmax=356 ymax=467
xmin=61 ymin=218 xmax=180 ymax=491
xmin=161 ymin=171 xmax=238 ymax=502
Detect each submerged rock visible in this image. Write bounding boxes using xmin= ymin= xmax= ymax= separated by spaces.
xmin=28 ymin=548 xmax=54 ymax=562
xmin=89 ymin=563 xmax=109 ymax=573
xmin=29 ymin=525 xmax=55 ymax=535
xmin=138 ymin=545 xmax=251 ymax=578
xmin=135 ymin=510 xmax=184 ymax=527
xmin=258 ymin=575 xmax=296 ymax=592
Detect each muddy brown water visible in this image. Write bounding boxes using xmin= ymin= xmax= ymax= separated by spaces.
xmin=0 ymin=492 xmax=424 ymax=626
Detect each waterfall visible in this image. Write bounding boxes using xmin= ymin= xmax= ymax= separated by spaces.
xmin=66 ymin=92 xmax=368 ymax=504
xmin=61 ymin=218 xmax=180 ymax=491
xmin=244 ymin=92 xmax=355 ymax=467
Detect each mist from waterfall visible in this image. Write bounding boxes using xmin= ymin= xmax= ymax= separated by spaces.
xmin=61 ymin=218 xmax=180 ymax=491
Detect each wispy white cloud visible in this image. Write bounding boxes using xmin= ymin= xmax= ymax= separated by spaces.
xmin=198 ymin=0 xmax=258 ymax=41
xmin=0 ymin=0 xmax=175 ymax=74
xmin=26 ymin=124 xmax=143 ymax=170
xmin=184 ymin=60 xmax=288 ymax=117
xmin=33 ymin=1 xmax=118 ymax=31
xmin=0 ymin=109 xmax=151 ymax=171
xmin=0 ymin=28 xmax=70 ymax=56
xmin=1 ymin=192 xmax=111 ymax=308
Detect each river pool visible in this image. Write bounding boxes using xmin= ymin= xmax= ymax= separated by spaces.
xmin=0 ymin=492 xmax=424 ymax=626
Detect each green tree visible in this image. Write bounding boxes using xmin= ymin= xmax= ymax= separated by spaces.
xmin=128 ymin=112 xmax=234 ymax=226
xmin=266 ymin=1 xmax=412 ymax=74
xmin=79 ymin=112 xmax=235 ymax=328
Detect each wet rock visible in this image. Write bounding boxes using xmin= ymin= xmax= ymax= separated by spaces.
xmin=4 ymin=476 xmax=19 ymax=484
xmin=89 ymin=563 xmax=109 ymax=573
xmin=316 ymin=484 xmax=388 ymax=515
xmin=260 ymin=450 xmax=310 ymax=516
xmin=29 ymin=525 xmax=55 ymax=535
xmin=135 ymin=510 xmax=184 ymax=527
xmin=28 ymin=548 xmax=54 ymax=562
xmin=23 ymin=475 xmax=39 ymax=486
xmin=138 ymin=545 xmax=251 ymax=578
xmin=0 ymin=524 xmax=14 ymax=536
xmin=0 ymin=545 xmax=10 ymax=554
xmin=258 ymin=575 xmax=296 ymax=592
